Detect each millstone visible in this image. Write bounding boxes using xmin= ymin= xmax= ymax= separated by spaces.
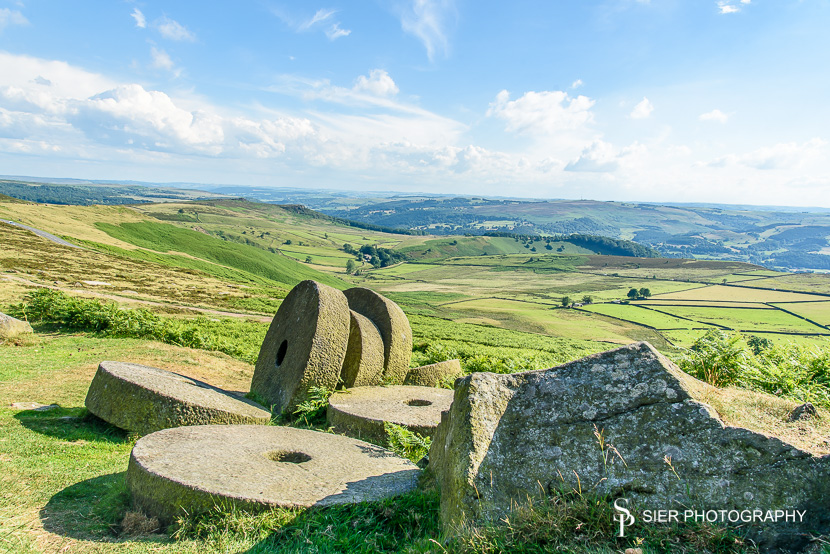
xmin=84 ymin=361 xmax=271 ymax=435
xmin=341 ymin=310 xmax=385 ymax=388
xmin=0 ymin=312 xmax=32 ymax=338
xmin=404 ymin=359 xmax=463 ymax=387
xmin=328 ymin=385 xmax=453 ymax=442
xmin=343 ymin=288 xmax=412 ymax=384
xmin=251 ymin=280 xmax=350 ymax=414
xmin=127 ymin=424 xmax=420 ymax=524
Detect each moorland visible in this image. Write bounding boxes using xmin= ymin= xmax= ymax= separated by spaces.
xmin=2 ymin=183 xmax=830 ymax=553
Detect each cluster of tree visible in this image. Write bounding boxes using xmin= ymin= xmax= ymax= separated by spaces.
xmin=560 ymin=295 xmax=594 ymax=307
xmin=563 ymin=234 xmax=660 ymax=258
xmin=342 ymin=243 xmax=408 ymax=269
xmin=0 ymin=182 xmax=154 ymax=206
xmin=627 ymin=287 xmax=651 ymax=299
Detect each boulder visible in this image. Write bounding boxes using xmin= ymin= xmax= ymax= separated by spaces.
xmin=0 ymin=312 xmax=32 ymax=338
xmin=340 ymin=310 xmax=385 ymax=388
xmin=429 ymin=342 xmax=830 ymax=552
xmin=404 ymin=359 xmax=463 ymax=387
xmin=250 ymin=280 xmax=350 ymax=414
xmin=328 ymin=385 xmax=453 ymax=442
xmin=85 ymin=361 xmax=271 ymax=435
xmin=344 ymin=288 xmax=412 ymax=383
xmin=128 ymin=424 xmax=420 ymax=525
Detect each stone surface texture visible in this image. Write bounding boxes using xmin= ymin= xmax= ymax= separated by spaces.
xmin=251 ymin=280 xmax=350 ymax=414
xmin=341 ymin=310 xmax=385 ymax=388
xmin=344 ymin=288 xmax=412 ymax=384
xmin=429 ymin=342 xmax=830 ymax=552
xmin=85 ymin=361 xmax=271 ymax=435
xmin=0 ymin=312 xmax=32 ymax=338
xmin=404 ymin=359 xmax=463 ymax=387
xmin=128 ymin=424 xmax=420 ymax=524
xmin=328 ymin=385 xmax=453 ymax=442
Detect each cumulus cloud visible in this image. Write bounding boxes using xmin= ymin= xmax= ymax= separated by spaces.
xmin=353 ymin=69 xmax=399 ymax=97
xmin=709 ymin=139 xmax=827 ymax=170
xmin=630 ymin=97 xmax=653 ymax=119
xmin=717 ymin=1 xmax=746 ymax=14
xmin=487 ymin=89 xmax=595 ymax=135
xmin=155 ymin=16 xmax=196 ymax=41
xmin=565 ymin=141 xmax=620 ymax=172
xmin=571 ymin=79 xmax=583 ymax=89
xmin=398 ymin=0 xmax=455 ymax=61
xmin=0 ymin=8 xmax=28 ymax=31
xmin=699 ymin=109 xmax=729 ymax=123
xmin=131 ymin=8 xmax=146 ymax=29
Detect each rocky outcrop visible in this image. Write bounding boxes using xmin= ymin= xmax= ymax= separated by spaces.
xmin=428 ymin=342 xmax=830 ymax=552
xmin=0 ymin=312 xmax=32 ymax=338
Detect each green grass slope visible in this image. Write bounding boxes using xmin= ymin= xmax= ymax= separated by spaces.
xmin=95 ymin=221 xmax=345 ymax=289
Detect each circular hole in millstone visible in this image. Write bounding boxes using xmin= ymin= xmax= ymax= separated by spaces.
xmin=265 ymin=449 xmax=311 ymax=464
xmin=275 ymin=340 xmax=288 ymax=368
xmin=406 ymin=399 xmax=432 ymax=407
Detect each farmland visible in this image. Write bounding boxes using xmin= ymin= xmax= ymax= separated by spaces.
xmin=3 ymin=196 xmax=830 ymax=352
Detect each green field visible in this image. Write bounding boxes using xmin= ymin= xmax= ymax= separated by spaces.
xmin=654 ymin=305 xmax=828 ymax=334
xmin=579 ymin=303 xmax=715 ymax=330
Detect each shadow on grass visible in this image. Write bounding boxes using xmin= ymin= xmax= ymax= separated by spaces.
xmin=41 ymin=472 xmax=131 ymax=540
xmin=14 ymin=406 xmax=128 ymax=443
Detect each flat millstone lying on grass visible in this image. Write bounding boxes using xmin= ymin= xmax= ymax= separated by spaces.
xmin=127 ymin=425 xmax=420 ymax=524
xmin=85 ymin=361 xmax=271 ymax=435
xmin=328 ymin=385 xmax=454 ymax=442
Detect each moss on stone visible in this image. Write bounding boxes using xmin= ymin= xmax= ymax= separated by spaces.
xmin=404 ymin=359 xmax=462 ymax=387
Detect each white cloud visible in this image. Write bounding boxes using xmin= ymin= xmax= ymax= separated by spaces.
xmin=130 ymin=8 xmax=146 ymax=29
xmin=325 ymin=22 xmax=351 ymax=40
xmin=299 ymin=9 xmax=336 ymax=31
xmin=699 ymin=109 xmax=729 ymax=123
xmin=0 ymin=8 xmax=28 ymax=31
xmin=710 ymin=139 xmax=827 ymax=170
xmin=571 ymin=79 xmax=583 ymax=89
xmin=155 ymin=16 xmax=196 ymax=41
xmin=398 ymin=0 xmax=454 ymax=61
xmin=565 ymin=140 xmax=620 ymax=172
xmin=353 ymin=70 xmax=398 ymax=97
xmin=717 ymin=1 xmax=740 ymax=14
xmin=487 ymin=89 xmax=595 ymax=135
xmin=630 ymin=97 xmax=653 ymax=119
xmin=150 ymin=47 xmax=181 ymax=78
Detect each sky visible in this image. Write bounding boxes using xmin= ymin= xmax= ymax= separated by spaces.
xmin=0 ymin=1 xmax=828 ymax=206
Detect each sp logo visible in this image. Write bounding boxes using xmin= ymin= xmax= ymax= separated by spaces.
xmin=614 ymin=498 xmax=635 ymax=538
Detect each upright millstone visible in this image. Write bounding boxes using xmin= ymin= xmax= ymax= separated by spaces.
xmin=251 ymin=280 xmax=350 ymax=414
xmin=344 ymin=288 xmax=412 ymax=384
xmin=340 ymin=310 xmax=385 ymax=388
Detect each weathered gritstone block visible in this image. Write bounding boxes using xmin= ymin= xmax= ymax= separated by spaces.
xmin=341 ymin=310 xmax=385 ymax=388
xmin=404 ymin=359 xmax=463 ymax=387
xmin=251 ymin=280 xmax=350 ymax=414
xmin=429 ymin=342 xmax=830 ymax=553
xmin=127 ymin=424 xmax=420 ymax=524
xmin=328 ymin=385 xmax=453 ymax=442
xmin=344 ymin=288 xmax=412 ymax=384
xmin=0 ymin=312 xmax=32 ymax=338
xmin=85 ymin=361 xmax=271 ymax=435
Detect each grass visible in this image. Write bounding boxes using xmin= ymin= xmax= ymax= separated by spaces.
xmin=579 ymin=303 xmax=715 ymax=330
xmin=655 ymin=305 xmax=828 ymax=334
xmin=654 ymin=285 xmax=828 ymax=303
xmin=95 ymin=221 xmax=345 ymax=289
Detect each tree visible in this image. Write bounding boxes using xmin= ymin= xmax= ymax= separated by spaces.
xmin=581 ymin=295 xmax=593 ymax=304
xmin=284 ymin=239 xmax=292 ymax=245
xmin=561 ymin=296 xmax=572 ymax=307
xmin=345 ymin=259 xmax=356 ymax=274
xmin=305 ymin=256 xmax=313 ymax=263
xmin=627 ymin=288 xmax=639 ymax=300
xmin=638 ymin=287 xmax=651 ymax=299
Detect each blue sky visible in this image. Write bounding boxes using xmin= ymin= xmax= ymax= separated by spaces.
xmin=0 ymin=1 xmax=828 ymax=206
